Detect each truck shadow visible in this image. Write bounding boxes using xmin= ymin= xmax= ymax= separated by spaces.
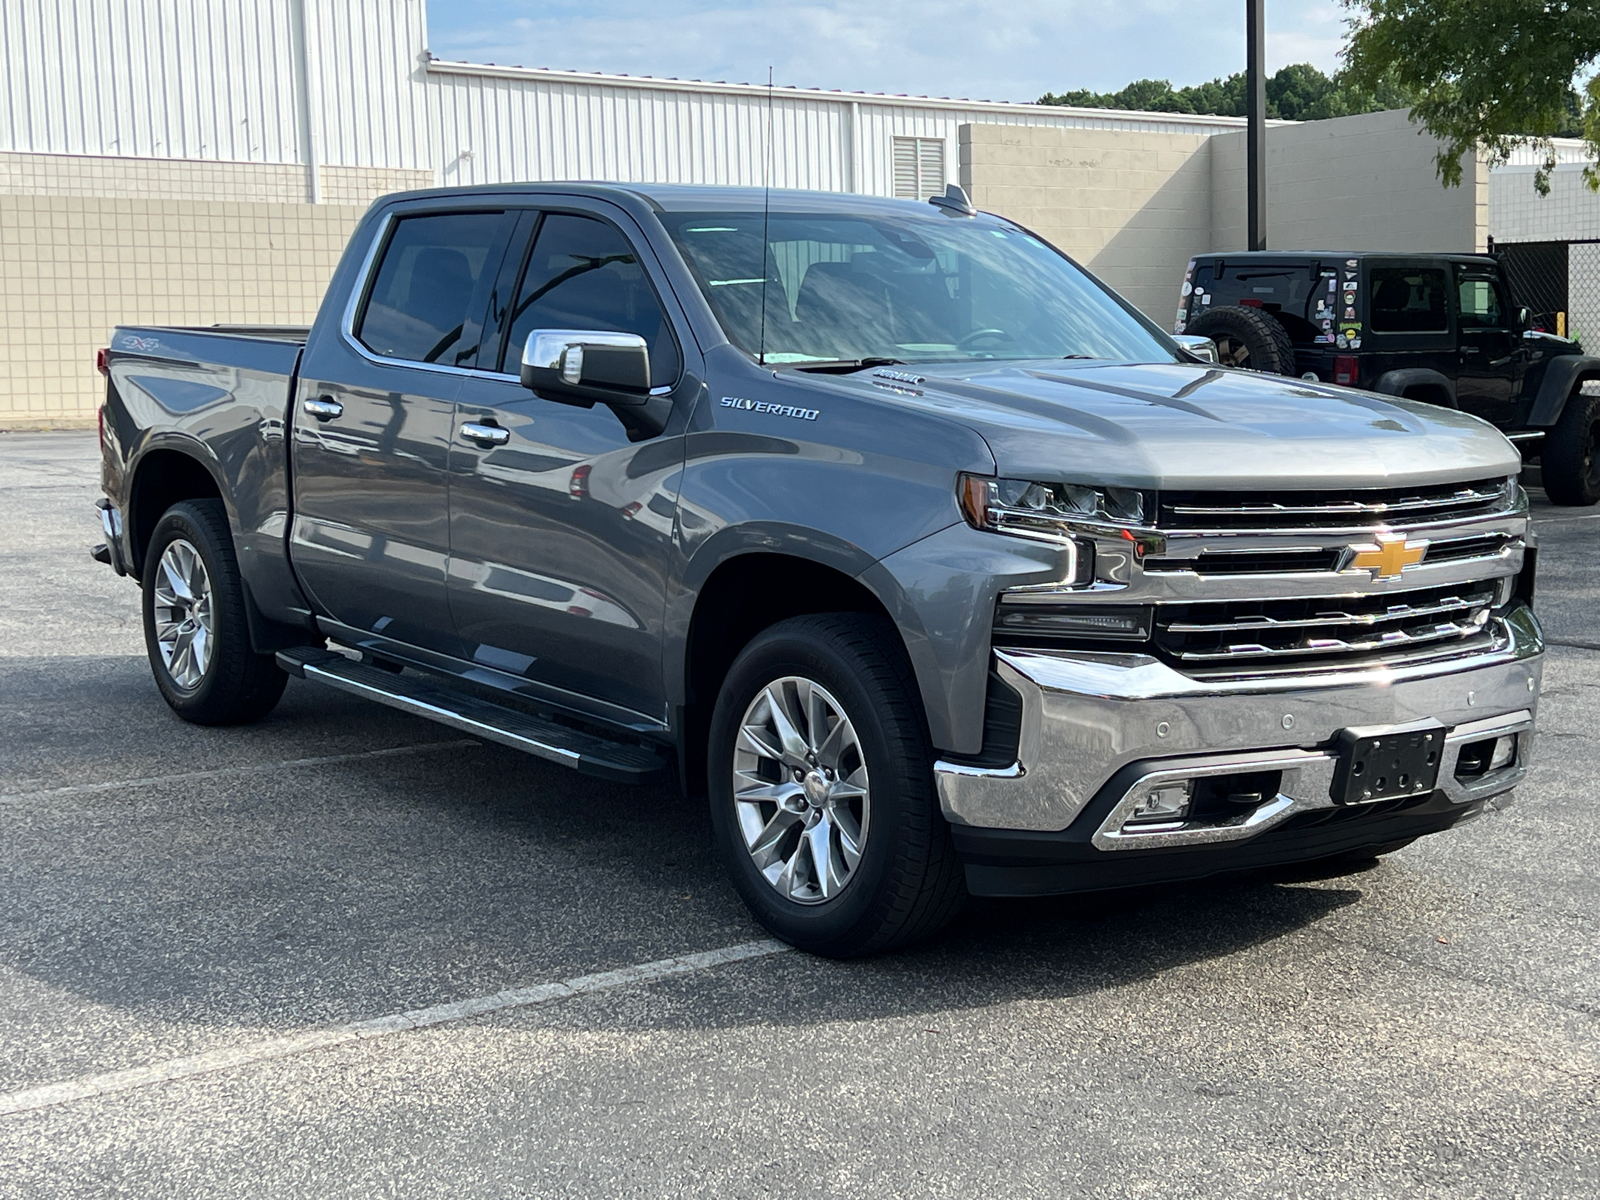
xmin=3 ymin=659 xmax=1369 ymax=1044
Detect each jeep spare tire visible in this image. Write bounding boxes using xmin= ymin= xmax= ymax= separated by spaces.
xmin=1187 ymin=305 xmax=1296 ymax=376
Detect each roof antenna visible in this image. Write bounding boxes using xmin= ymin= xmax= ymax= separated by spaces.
xmin=758 ymin=66 xmax=774 ymax=367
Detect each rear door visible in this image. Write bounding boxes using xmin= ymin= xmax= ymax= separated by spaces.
xmin=291 ymin=205 xmax=514 ymax=656
xmin=1453 ymin=265 xmax=1523 ymax=424
xmin=446 ymin=203 xmax=695 ymax=724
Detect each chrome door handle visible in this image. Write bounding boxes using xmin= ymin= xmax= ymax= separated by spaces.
xmin=303 ymin=397 xmax=344 ymax=421
xmin=460 ymin=421 xmax=510 ymax=447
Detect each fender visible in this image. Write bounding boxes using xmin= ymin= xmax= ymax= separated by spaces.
xmin=1371 ymin=368 xmax=1457 ymax=409
xmin=1527 ymin=354 xmax=1600 ymax=427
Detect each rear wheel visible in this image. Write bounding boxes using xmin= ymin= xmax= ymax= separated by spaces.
xmin=1186 ymin=305 xmax=1297 ymax=376
xmin=141 ymin=500 xmax=287 ymax=725
xmin=707 ymin=614 xmax=966 ymax=957
xmin=1541 ymin=392 xmax=1600 ymax=505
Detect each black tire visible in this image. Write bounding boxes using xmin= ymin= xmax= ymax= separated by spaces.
xmin=141 ymin=499 xmax=288 ymax=725
xmin=1541 ymin=392 xmax=1600 ymax=506
xmin=1187 ymin=305 xmax=1297 ymax=376
xmin=707 ymin=614 xmax=966 ymax=957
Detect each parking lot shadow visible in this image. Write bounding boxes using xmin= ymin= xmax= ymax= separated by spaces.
xmin=2 ymin=655 xmax=1364 ymax=1045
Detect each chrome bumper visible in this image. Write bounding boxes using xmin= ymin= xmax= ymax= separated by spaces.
xmin=934 ymin=607 xmax=1543 ymax=835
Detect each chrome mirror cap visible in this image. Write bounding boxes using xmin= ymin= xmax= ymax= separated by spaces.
xmin=522 ymin=329 xmax=649 ymax=384
xmin=1173 ymin=334 xmax=1218 ymax=363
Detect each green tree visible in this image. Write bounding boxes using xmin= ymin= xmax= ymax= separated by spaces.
xmin=1341 ymin=0 xmax=1600 ymax=193
xmin=1039 ymin=63 xmax=1405 ymax=123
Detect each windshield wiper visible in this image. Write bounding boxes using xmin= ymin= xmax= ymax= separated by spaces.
xmin=791 ymin=357 xmax=906 ymax=374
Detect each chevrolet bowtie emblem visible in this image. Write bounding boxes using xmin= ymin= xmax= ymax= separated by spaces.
xmin=1349 ymin=533 xmax=1429 ymax=580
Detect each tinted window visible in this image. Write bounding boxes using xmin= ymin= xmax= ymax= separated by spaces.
xmin=1457 ymin=275 xmax=1505 ymax=329
xmin=503 ymin=214 xmax=680 ymax=384
xmin=665 ymin=210 xmax=1171 ymax=365
xmin=357 ymin=212 xmax=504 ymax=364
xmin=1370 ymin=267 xmax=1448 ymax=333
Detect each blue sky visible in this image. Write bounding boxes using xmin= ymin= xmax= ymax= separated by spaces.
xmin=425 ymin=1 xmax=1351 ymax=104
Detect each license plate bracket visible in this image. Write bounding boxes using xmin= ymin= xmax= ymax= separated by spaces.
xmin=1331 ymin=724 xmax=1445 ymax=805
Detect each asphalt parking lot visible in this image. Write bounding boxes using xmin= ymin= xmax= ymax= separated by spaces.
xmin=1 ymin=430 xmax=1596 ymax=1198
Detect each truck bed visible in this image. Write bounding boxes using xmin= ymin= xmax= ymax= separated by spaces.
xmin=102 ymin=322 xmax=311 ymax=638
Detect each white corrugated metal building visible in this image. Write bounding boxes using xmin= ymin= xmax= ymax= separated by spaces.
xmin=0 ymin=0 xmax=1253 ymax=200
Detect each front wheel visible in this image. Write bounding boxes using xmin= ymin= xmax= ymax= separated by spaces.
xmin=141 ymin=500 xmax=288 ymax=725
xmin=1541 ymin=392 xmax=1600 ymax=505
xmin=707 ymin=614 xmax=966 ymax=957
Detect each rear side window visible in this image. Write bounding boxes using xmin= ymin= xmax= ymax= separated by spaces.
xmin=1457 ymin=275 xmax=1505 ymax=330
xmin=502 ymin=214 xmax=681 ymax=385
xmin=357 ymin=212 xmax=505 ymax=365
xmin=1370 ymin=268 xmax=1448 ymax=333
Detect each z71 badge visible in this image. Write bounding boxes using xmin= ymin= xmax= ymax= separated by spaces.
xmin=720 ymin=397 xmax=820 ymax=421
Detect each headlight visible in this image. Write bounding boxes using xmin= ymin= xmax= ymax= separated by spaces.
xmin=958 ymin=474 xmax=1148 ymax=535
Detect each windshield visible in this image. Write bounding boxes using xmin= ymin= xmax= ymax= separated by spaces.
xmin=663 ymin=207 xmax=1176 ymax=366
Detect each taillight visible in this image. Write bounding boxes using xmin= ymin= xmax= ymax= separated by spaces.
xmin=1334 ymin=356 xmax=1359 ymax=386
xmin=95 ymin=348 xmax=109 ymax=376
xmin=568 ymin=464 xmax=591 ymax=499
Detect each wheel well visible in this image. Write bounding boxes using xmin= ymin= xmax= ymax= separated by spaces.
xmin=128 ymin=450 xmax=223 ymax=577
xmin=1402 ymin=384 xmax=1455 ymax=409
xmin=681 ymin=553 xmax=895 ymax=796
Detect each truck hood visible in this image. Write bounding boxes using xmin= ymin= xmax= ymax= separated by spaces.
xmin=836 ymin=360 xmax=1520 ymax=489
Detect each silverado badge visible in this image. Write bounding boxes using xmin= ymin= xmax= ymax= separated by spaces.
xmin=1348 ymin=533 xmax=1429 ymax=580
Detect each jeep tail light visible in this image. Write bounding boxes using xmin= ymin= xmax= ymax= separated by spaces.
xmin=1334 ymin=355 xmax=1359 ymax=386
xmin=568 ymin=463 xmax=591 ymax=499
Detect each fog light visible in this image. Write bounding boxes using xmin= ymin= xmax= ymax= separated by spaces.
xmin=1489 ymin=734 xmax=1517 ymax=771
xmin=1127 ymin=781 xmax=1192 ymax=825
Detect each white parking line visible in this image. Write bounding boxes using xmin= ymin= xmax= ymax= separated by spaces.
xmin=0 ymin=739 xmax=482 ymax=807
xmin=0 ymin=939 xmax=791 ymax=1117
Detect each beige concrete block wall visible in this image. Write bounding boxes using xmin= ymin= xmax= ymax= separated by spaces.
xmin=1 ymin=151 xmax=432 ymax=205
xmin=0 ymin=195 xmax=366 ymax=429
xmin=1210 ymin=109 xmax=1486 ymax=253
xmin=960 ymin=124 xmax=1211 ymax=320
xmin=0 ymin=153 xmax=431 ymax=429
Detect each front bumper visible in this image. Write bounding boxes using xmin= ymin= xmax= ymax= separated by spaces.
xmin=935 ymin=606 xmax=1543 ymax=894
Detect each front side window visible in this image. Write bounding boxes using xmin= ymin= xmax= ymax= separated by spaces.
xmin=664 ymin=209 xmax=1174 ymax=365
xmin=502 ymin=213 xmax=681 ymax=385
xmin=356 ymin=212 xmax=504 ymax=364
xmin=1370 ymin=267 xmax=1448 ymax=333
xmin=1457 ymin=275 xmax=1506 ymax=330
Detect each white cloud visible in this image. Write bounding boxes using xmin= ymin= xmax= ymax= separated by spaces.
xmin=428 ymin=0 xmax=1350 ymax=104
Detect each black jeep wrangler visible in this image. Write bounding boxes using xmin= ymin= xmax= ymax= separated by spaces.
xmin=1176 ymin=250 xmax=1600 ymax=505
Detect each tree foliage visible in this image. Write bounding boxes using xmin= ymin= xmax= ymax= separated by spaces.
xmin=1340 ymin=0 xmax=1600 ymax=194
xmin=1039 ymin=62 xmax=1410 ymax=123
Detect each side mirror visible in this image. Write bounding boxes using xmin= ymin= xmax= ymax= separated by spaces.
xmin=1173 ymin=333 xmax=1218 ymax=363
xmin=521 ymin=330 xmax=651 ymax=405
xmin=1517 ymin=305 xmax=1532 ymax=330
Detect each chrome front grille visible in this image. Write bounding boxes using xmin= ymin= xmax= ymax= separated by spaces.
xmin=1153 ymin=583 xmax=1501 ymax=674
xmin=1158 ymin=478 xmax=1513 ymax=532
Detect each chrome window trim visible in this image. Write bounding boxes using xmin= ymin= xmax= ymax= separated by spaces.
xmin=339 ymin=209 xmax=515 ymax=383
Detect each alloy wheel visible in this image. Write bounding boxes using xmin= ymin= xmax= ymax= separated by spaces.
xmin=731 ymin=676 xmax=870 ymax=905
xmin=152 ymin=538 xmax=215 ymax=690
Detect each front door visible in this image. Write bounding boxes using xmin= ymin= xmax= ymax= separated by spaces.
xmin=291 ymin=207 xmax=512 ymax=656
xmin=1454 ymin=267 xmax=1522 ymax=425
xmin=447 ymin=206 xmax=692 ymax=723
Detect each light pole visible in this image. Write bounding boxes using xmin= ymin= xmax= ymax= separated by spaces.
xmin=1246 ymin=0 xmax=1266 ymax=250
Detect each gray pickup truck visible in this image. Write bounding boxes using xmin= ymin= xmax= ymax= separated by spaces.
xmin=94 ymin=182 xmax=1543 ymax=956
